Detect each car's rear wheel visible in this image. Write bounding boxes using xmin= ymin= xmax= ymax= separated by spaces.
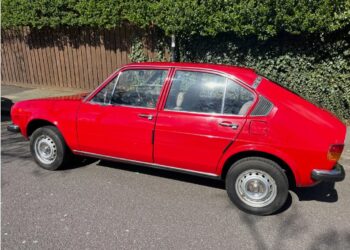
xmin=30 ymin=126 xmax=71 ymax=170
xmin=225 ymin=157 xmax=289 ymax=215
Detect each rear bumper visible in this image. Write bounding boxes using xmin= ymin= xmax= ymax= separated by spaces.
xmin=7 ymin=124 xmax=20 ymax=133
xmin=311 ymin=164 xmax=345 ymax=182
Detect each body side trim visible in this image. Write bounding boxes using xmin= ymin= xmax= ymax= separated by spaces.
xmin=73 ymin=150 xmax=221 ymax=179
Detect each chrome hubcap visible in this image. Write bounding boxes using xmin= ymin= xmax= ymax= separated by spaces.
xmin=235 ymin=169 xmax=277 ymax=208
xmin=34 ymin=135 xmax=57 ymax=164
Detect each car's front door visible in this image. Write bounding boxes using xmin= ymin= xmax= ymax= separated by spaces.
xmin=77 ymin=68 xmax=169 ymax=163
xmin=154 ymin=69 xmax=256 ymax=174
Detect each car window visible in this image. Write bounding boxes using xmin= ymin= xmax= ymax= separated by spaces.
xmin=224 ymin=79 xmax=255 ymax=115
xmin=111 ymin=69 xmax=167 ymax=108
xmin=165 ymin=70 xmax=254 ymax=115
xmin=165 ymin=71 xmax=226 ymax=114
xmin=91 ymin=77 xmax=118 ymax=104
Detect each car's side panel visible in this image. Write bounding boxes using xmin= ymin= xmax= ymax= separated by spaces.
xmin=216 ymin=116 xmax=302 ymax=185
xmin=153 ymin=68 xmax=256 ymax=173
xmin=77 ymin=103 xmax=157 ymax=163
xmin=154 ymin=111 xmax=248 ymax=173
xmin=76 ymin=66 xmax=172 ymax=163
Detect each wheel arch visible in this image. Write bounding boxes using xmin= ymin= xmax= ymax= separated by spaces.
xmin=27 ymin=119 xmax=57 ymax=137
xmin=26 ymin=116 xmax=78 ymax=151
xmin=220 ymin=150 xmax=297 ymax=188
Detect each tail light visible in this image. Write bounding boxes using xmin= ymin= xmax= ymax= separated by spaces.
xmin=327 ymin=144 xmax=344 ymax=161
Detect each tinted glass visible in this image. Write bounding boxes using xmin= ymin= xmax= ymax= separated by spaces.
xmin=224 ymin=79 xmax=254 ymax=115
xmin=111 ymin=70 xmax=167 ymax=108
xmin=165 ymin=71 xmax=226 ymax=114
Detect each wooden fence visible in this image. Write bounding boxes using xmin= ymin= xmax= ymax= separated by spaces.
xmin=1 ymin=26 xmax=165 ymax=90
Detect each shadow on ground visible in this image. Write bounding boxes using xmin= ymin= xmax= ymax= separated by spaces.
xmin=97 ymin=159 xmax=339 ymax=208
xmin=62 ymin=157 xmax=99 ymax=170
xmin=293 ymin=182 xmax=338 ymax=202
xmin=98 ymin=160 xmax=225 ymax=189
xmin=98 ymin=156 xmax=310 ymax=220
xmin=1 ymin=114 xmax=31 ymax=163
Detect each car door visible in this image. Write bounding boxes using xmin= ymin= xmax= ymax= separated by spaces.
xmin=154 ymin=69 xmax=256 ymax=174
xmin=77 ymin=68 xmax=169 ymax=163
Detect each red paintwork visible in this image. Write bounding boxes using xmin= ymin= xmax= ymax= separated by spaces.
xmin=11 ymin=62 xmax=346 ymax=186
xmin=78 ymin=104 xmax=157 ymax=163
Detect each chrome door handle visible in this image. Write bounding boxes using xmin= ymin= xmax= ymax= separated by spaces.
xmin=219 ymin=122 xmax=239 ymax=130
xmin=138 ymin=114 xmax=153 ymax=120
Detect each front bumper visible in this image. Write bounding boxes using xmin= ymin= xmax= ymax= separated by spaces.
xmin=7 ymin=124 xmax=20 ymax=133
xmin=311 ymin=164 xmax=345 ymax=182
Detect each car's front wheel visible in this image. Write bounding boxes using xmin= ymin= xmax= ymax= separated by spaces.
xmin=30 ymin=126 xmax=71 ymax=170
xmin=225 ymin=157 xmax=289 ymax=215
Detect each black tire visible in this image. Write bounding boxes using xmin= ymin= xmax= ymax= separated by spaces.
xmin=30 ymin=126 xmax=72 ymax=170
xmin=225 ymin=157 xmax=289 ymax=215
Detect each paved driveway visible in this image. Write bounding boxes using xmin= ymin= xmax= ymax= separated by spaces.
xmin=1 ymin=115 xmax=350 ymax=249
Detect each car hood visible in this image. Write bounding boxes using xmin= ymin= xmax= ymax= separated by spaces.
xmin=12 ymin=93 xmax=88 ymax=111
xmin=11 ymin=93 xmax=88 ymax=123
xmin=33 ymin=92 xmax=89 ymax=101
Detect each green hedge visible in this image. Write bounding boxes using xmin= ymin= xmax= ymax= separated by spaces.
xmin=2 ymin=0 xmax=350 ymax=39
xmin=1 ymin=0 xmax=124 ymax=29
xmin=179 ymin=30 xmax=350 ymax=121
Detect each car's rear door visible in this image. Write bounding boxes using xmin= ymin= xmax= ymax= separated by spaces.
xmin=154 ymin=69 xmax=256 ymax=174
xmin=77 ymin=67 xmax=170 ymax=163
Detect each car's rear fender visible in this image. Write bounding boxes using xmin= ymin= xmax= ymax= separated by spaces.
xmin=217 ymin=142 xmax=301 ymax=186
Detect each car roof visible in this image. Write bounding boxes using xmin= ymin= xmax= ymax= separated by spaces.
xmin=126 ymin=62 xmax=258 ymax=86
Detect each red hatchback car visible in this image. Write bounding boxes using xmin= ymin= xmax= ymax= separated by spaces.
xmin=8 ymin=62 xmax=346 ymax=215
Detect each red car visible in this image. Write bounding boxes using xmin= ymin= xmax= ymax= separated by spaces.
xmin=8 ymin=62 xmax=346 ymax=215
